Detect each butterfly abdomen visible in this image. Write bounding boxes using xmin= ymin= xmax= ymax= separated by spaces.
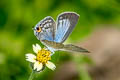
xmin=63 ymin=44 xmax=90 ymax=53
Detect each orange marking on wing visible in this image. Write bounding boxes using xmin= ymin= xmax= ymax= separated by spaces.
xmin=36 ymin=26 xmax=41 ymax=32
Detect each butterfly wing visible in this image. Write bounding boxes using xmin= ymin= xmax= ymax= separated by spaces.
xmin=55 ymin=12 xmax=79 ymax=43
xmin=34 ymin=16 xmax=56 ymax=41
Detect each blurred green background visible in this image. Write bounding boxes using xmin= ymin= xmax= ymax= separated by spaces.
xmin=0 ymin=0 xmax=120 ymax=80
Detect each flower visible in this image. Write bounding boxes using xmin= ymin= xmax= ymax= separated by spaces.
xmin=26 ymin=44 xmax=56 ymax=72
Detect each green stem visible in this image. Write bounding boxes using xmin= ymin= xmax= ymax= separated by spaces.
xmin=28 ymin=69 xmax=35 ymax=80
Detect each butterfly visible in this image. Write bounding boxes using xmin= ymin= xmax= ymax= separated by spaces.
xmin=33 ymin=12 xmax=90 ymax=54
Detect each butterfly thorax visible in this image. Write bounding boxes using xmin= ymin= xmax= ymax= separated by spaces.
xmin=41 ymin=40 xmax=64 ymax=49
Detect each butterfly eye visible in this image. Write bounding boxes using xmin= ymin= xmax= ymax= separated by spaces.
xmin=36 ymin=26 xmax=41 ymax=32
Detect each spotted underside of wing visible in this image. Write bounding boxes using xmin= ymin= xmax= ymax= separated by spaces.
xmin=55 ymin=12 xmax=79 ymax=43
xmin=37 ymin=16 xmax=56 ymax=41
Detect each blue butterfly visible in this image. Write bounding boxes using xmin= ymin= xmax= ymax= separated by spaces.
xmin=33 ymin=12 xmax=89 ymax=54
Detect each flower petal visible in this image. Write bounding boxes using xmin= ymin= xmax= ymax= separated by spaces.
xmin=25 ymin=54 xmax=36 ymax=63
xmin=36 ymin=44 xmax=41 ymax=50
xmin=46 ymin=61 xmax=56 ymax=70
xmin=34 ymin=61 xmax=43 ymax=71
xmin=33 ymin=44 xmax=38 ymax=53
xmin=37 ymin=63 xmax=43 ymax=71
xmin=34 ymin=61 xmax=39 ymax=70
xmin=33 ymin=44 xmax=41 ymax=54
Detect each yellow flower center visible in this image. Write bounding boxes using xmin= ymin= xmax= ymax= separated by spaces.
xmin=36 ymin=49 xmax=51 ymax=64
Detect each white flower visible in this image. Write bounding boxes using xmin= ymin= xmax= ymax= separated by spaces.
xmin=26 ymin=44 xmax=56 ymax=71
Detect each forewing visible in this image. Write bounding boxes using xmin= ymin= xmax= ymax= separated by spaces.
xmin=55 ymin=12 xmax=79 ymax=43
xmin=36 ymin=16 xmax=56 ymax=41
